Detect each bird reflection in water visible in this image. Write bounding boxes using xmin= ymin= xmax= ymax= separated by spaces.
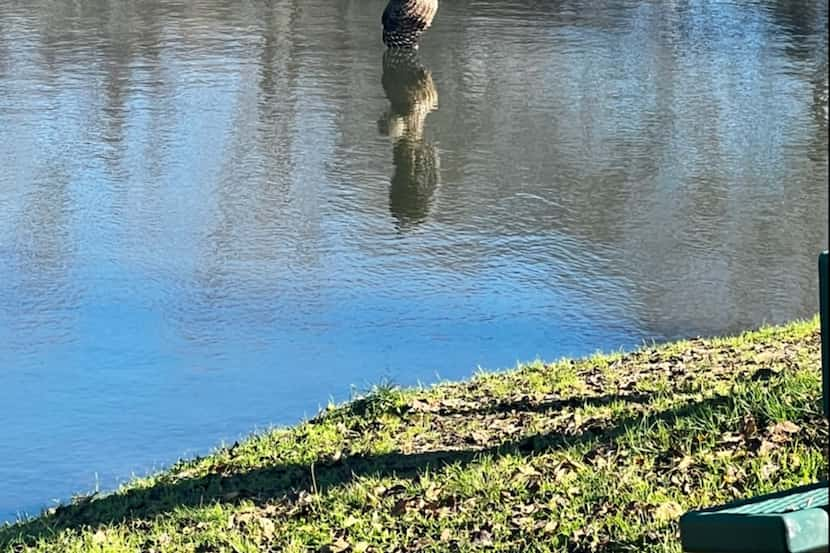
xmin=377 ymin=49 xmax=440 ymax=227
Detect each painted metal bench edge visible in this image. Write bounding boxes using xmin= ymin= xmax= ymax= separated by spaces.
xmin=679 ymin=252 xmax=830 ymax=553
xmin=679 ymin=481 xmax=829 ymax=553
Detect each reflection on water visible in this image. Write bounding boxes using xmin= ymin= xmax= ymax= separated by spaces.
xmin=0 ymin=0 xmax=827 ymax=522
xmin=378 ymin=50 xmax=440 ymax=226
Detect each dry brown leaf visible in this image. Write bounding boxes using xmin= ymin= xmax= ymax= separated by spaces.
xmin=754 ymin=351 xmax=777 ymax=364
xmin=759 ymin=439 xmax=777 ymax=455
xmin=321 ymin=537 xmax=351 ymax=553
xmin=541 ymin=519 xmax=558 ymax=534
xmin=719 ymin=432 xmax=743 ymax=444
xmin=760 ymin=462 xmax=779 ymax=479
xmin=676 ymin=456 xmax=694 ymax=471
xmin=409 ymin=399 xmax=436 ymax=412
xmin=259 ymin=517 xmax=275 ymax=539
xmin=510 ymin=516 xmax=532 ymax=529
xmin=472 ymin=528 xmax=493 ymax=546
xmin=771 ymin=421 xmax=800 ymax=434
xmin=654 ymin=501 xmax=684 ymax=522
xmin=424 ymin=484 xmax=440 ymax=502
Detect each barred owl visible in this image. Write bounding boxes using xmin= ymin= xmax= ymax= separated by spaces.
xmin=382 ymin=0 xmax=438 ymax=49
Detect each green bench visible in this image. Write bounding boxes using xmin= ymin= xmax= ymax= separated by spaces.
xmin=679 ymin=252 xmax=829 ymax=553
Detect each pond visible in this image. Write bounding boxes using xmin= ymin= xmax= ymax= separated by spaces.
xmin=0 ymin=0 xmax=827 ymax=522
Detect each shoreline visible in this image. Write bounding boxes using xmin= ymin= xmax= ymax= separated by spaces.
xmin=2 ymin=317 xmax=827 ymax=552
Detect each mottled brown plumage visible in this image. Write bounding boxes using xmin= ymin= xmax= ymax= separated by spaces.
xmin=378 ymin=49 xmax=438 ymax=141
xmin=378 ymin=50 xmax=440 ymax=226
xmin=382 ymin=0 xmax=438 ymax=49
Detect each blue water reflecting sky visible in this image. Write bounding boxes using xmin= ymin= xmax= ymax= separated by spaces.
xmin=0 ymin=0 xmax=827 ymax=521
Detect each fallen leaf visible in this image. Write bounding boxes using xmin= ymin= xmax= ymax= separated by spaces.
xmin=771 ymin=421 xmax=800 ymax=434
xmin=92 ymin=530 xmax=107 ymax=544
xmin=719 ymin=432 xmax=743 ymax=444
xmin=322 ymin=537 xmax=351 ymax=553
xmin=342 ymin=515 xmax=360 ymax=529
xmin=472 ymin=528 xmax=493 ymax=546
xmin=510 ymin=516 xmax=532 ymax=529
xmin=424 ymin=484 xmax=440 ymax=502
xmin=759 ymin=439 xmax=777 ymax=455
xmin=676 ymin=456 xmax=694 ymax=471
xmin=654 ymin=501 xmax=684 ymax=522
xmin=754 ymin=351 xmax=777 ymax=364
xmin=468 ymin=430 xmax=490 ymax=444
xmin=515 ymin=464 xmax=541 ymax=477
xmin=566 ymin=486 xmax=581 ymax=496
xmin=541 ymin=520 xmax=558 ymax=534
xmin=259 ymin=517 xmax=275 ymax=539
xmin=760 ymin=462 xmax=779 ymax=479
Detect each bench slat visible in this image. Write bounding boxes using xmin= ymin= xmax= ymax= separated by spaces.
xmin=679 ymin=481 xmax=828 ymax=553
xmin=680 ymin=252 xmax=830 ymax=553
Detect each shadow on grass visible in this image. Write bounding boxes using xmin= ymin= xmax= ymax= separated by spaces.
xmin=411 ymin=391 xmax=656 ymax=417
xmin=0 ymin=392 xmax=732 ymax=547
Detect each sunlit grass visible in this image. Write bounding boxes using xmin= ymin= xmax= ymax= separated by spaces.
xmin=1 ymin=317 xmax=826 ymax=552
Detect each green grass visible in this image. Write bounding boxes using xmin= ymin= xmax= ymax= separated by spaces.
xmin=1 ymin=318 xmax=827 ymax=552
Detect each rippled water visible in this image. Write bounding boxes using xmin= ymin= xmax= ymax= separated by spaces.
xmin=0 ymin=0 xmax=827 ymax=521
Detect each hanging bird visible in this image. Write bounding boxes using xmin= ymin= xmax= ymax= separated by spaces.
xmin=382 ymin=0 xmax=438 ymax=49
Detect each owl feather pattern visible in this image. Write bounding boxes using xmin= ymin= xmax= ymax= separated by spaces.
xmin=378 ymin=50 xmax=440 ymax=226
xmin=382 ymin=0 xmax=438 ymax=49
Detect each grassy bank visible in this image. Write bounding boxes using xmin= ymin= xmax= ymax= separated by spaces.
xmin=2 ymin=319 xmax=827 ymax=553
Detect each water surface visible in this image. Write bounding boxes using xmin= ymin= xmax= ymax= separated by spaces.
xmin=0 ymin=0 xmax=827 ymax=521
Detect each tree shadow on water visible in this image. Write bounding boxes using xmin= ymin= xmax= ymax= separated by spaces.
xmin=0 ymin=392 xmax=732 ymax=547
